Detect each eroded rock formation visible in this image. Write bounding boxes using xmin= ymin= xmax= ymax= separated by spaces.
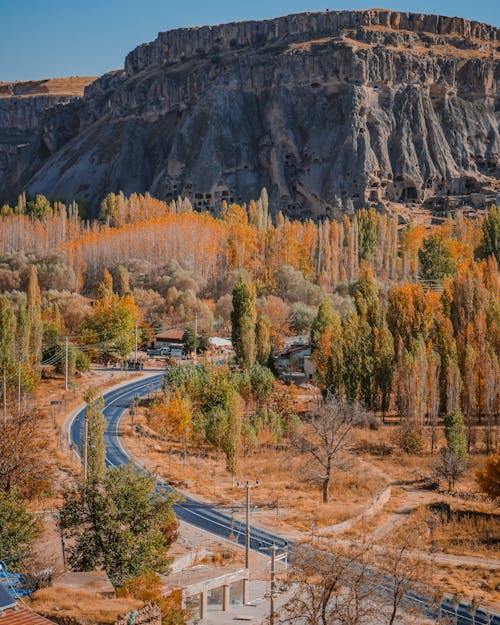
xmin=1 ymin=10 xmax=499 ymax=217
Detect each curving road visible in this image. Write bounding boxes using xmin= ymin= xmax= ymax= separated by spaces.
xmin=69 ymin=374 xmax=499 ymax=625
xmin=69 ymin=375 xmax=287 ymax=556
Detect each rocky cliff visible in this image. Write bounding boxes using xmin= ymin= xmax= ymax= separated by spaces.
xmin=0 ymin=78 xmax=95 ymax=199
xmin=2 ymin=10 xmax=500 ymax=217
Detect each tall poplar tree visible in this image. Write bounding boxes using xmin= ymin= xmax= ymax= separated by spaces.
xmin=0 ymin=295 xmax=15 ymax=371
xmin=231 ymin=277 xmax=257 ymax=370
xmin=84 ymin=388 xmax=106 ymax=482
xmin=26 ymin=266 xmax=43 ymax=364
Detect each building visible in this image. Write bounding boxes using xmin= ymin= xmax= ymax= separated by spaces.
xmin=153 ymin=329 xmax=185 ymax=351
xmin=274 ymin=337 xmax=313 ymax=384
xmin=161 ymin=566 xmax=249 ymax=622
xmin=207 ymin=337 xmax=234 ymax=361
xmin=0 ymin=583 xmax=56 ymax=625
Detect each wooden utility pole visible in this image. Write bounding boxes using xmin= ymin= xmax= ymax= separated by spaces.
xmin=134 ymin=324 xmax=138 ymax=365
xmin=65 ymin=336 xmax=69 ymax=391
xmin=237 ymin=480 xmax=259 ymax=569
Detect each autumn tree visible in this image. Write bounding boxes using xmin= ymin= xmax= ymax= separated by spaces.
xmin=255 ymin=315 xmax=271 ymax=366
xmin=476 ymin=455 xmax=500 ymax=504
xmin=231 ymin=276 xmax=257 ymax=369
xmin=311 ymin=300 xmax=334 ymax=354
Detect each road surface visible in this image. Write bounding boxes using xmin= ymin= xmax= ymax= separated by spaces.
xmin=69 ymin=374 xmax=499 ymax=625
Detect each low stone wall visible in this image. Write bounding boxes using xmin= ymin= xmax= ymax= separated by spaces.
xmin=317 ymin=485 xmax=392 ymax=536
xmin=41 ymin=603 xmax=161 ymax=625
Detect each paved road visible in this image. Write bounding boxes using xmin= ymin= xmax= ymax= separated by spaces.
xmin=69 ymin=374 xmax=499 ymax=625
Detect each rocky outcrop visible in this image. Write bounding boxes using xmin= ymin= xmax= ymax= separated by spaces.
xmin=0 ymin=78 xmax=94 ymax=199
xmin=2 ymin=11 xmax=499 ymax=217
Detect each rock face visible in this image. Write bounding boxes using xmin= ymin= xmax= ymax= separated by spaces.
xmin=0 ymin=78 xmax=94 ymax=199
xmin=2 ymin=10 xmax=500 ymax=217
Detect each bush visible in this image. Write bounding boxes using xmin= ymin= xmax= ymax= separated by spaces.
xmin=397 ymin=427 xmax=424 ymax=455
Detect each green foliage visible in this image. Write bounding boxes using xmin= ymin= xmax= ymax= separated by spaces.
xmin=60 ymin=464 xmax=177 ymax=586
xmin=477 ymin=205 xmax=500 ymax=262
xmin=26 ymin=194 xmax=52 ymax=219
xmin=79 ymin=292 xmax=137 ymax=360
xmin=443 ymin=407 xmax=467 ymax=461
xmin=182 ymin=327 xmax=198 ymax=355
xmin=231 ymin=277 xmax=257 ymax=369
xmin=0 ymin=294 xmax=15 ymax=369
xmin=418 ymin=234 xmax=456 ymax=281
xmin=256 ymin=316 xmax=271 ymax=366
xmin=26 ymin=266 xmax=43 ymax=364
xmin=84 ymin=388 xmax=106 ymax=482
xmin=357 ymin=208 xmax=378 ymax=263
xmin=0 ymin=489 xmax=40 ymax=567
xmin=290 ymin=302 xmax=316 ymax=334
xmin=311 ymin=300 xmax=334 ymax=354
xmin=398 ymin=427 xmax=424 ymax=455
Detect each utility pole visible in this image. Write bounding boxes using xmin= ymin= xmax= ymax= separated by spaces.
xmin=65 ymin=336 xmax=69 ymax=391
xmin=134 ymin=323 xmax=138 ymax=366
xmin=194 ymin=314 xmax=198 ymax=337
xmin=237 ymin=480 xmax=259 ymax=569
xmin=3 ymin=368 xmax=7 ymax=423
xmin=270 ymin=544 xmax=276 ymax=625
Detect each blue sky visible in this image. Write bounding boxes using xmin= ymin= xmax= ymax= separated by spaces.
xmin=1 ymin=0 xmax=499 ymax=81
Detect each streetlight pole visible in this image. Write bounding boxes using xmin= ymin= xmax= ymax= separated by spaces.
xmin=237 ymin=480 xmax=259 ymax=569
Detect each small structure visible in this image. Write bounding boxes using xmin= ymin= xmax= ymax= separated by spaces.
xmin=274 ymin=337 xmax=312 ymax=384
xmin=153 ymin=329 xmax=185 ymax=351
xmin=52 ymin=571 xmax=116 ymax=598
xmin=207 ymin=337 xmax=234 ymax=361
xmin=161 ymin=566 xmax=249 ymax=622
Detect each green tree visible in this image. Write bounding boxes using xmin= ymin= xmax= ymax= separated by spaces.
xmin=114 ymin=265 xmax=131 ymax=295
xmin=311 ymin=300 xmax=334 ymax=354
xmin=0 ymin=294 xmax=15 ymax=371
xmin=418 ymin=234 xmax=456 ymax=282
xmin=256 ymin=316 xmax=271 ymax=366
xmin=26 ymin=266 xmax=43 ymax=364
xmin=231 ymin=277 xmax=257 ymax=369
xmin=373 ymin=323 xmax=395 ymax=418
xmin=79 ymin=293 xmax=138 ymax=361
xmin=182 ymin=327 xmax=199 ymax=356
xmin=290 ymin=303 xmax=316 ymax=334
xmin=60 ymin=464 xmax=177 ymax=586
xmin=0 ymin=489 xmax=40 ymax=567
xmin=26 ymin=194 xmax=52 ymax=219
xmin=84 ymin=388 xmax=106 ymax=482
xmin=477 ymin=205 xmax=500 ymax=262
xmin=443 ymin=407 xmax=468 ymax=461
xmin=357 ymin=208 xmax=378 ymax=264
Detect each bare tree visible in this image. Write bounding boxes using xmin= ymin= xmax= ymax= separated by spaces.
xmin=434 ymin=448 xmax=466 ymax=492
xmin=281 ymin=543 xmax=378 ymax=625
xmin=291 ymin=395 xmax=362 ymax=503
xmin=376 ymin=524 xmax=433 ymax=625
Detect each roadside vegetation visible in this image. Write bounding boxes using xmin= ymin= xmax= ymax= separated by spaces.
xmin=0 ymin=191 xmax=498 ymax=616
